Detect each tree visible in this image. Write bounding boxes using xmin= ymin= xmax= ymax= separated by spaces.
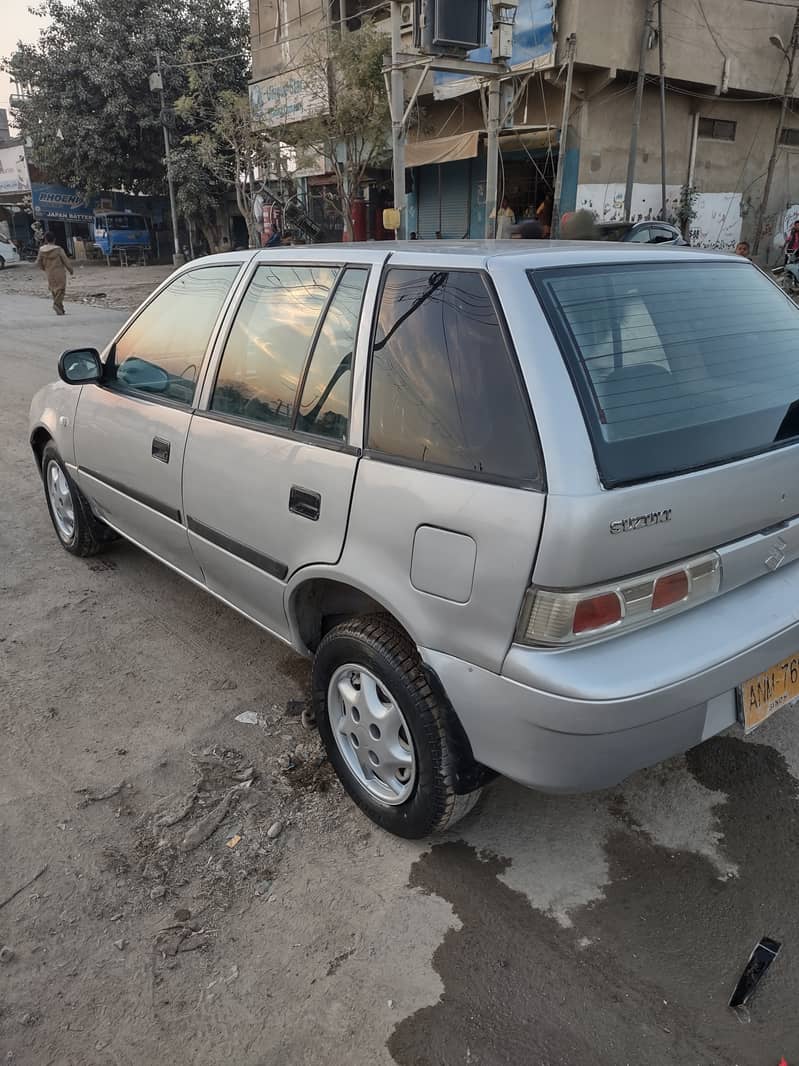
xmin=178 ymin=90 xmax=279 ymax=249
xmin=3 ymin=0 xmax=248 ymax=198
xmin=279 ymin=24 xmax=392 ymax=240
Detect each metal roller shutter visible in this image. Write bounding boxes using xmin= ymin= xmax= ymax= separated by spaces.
xmin=416 ymin=160 xmax=471 ymax=239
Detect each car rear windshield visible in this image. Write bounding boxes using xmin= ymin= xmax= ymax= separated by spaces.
xmin=533 ymin=260 xmax=799 ymax=486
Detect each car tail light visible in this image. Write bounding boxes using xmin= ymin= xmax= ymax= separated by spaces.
xmin=652 ymin=570 xmax=689 ymax=611
xmin=517 ymin=552 xmax=721 ymax=647
xmin=572 ymin=592 xmax=622 ymax=634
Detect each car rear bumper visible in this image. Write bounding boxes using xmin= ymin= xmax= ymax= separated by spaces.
xmin=420 ymin=560 xmax=799 ymax=792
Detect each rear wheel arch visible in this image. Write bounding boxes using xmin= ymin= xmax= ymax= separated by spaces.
xmin=290 ymin=577 xmax=493 ymax=801
xmin=289 ymin=577 xmax=412 ymax=655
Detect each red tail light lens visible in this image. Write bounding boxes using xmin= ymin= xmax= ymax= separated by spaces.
xmin=652 ymin=570 xmax=689 ymax=611
xmin=517 ymin=552 xmax=721 ymax=646
xmin=572 ymin=593 xmax=623 ymax=634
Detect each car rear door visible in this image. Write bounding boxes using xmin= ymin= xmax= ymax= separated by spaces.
xmin=182 ymin=251 xmax=386 ymax=638
xmin=73 ymin=262 xmax=243 ymax=579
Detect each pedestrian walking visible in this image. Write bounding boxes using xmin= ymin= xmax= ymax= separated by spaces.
xmin=36 ymin=233 xmax=74 ymax=316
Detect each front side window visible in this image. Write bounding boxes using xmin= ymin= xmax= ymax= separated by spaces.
xmin=211 ymin=264 xmax=336 ymax=428
xmin=296 ymin=268 xmax=368 ymax=441
xmin=368 ymin=268 xmax=540 ymax=484
xmin=534 ymin=261 xmax=799 ymax=485
xmin=112 ymin=265 xmax=239 ymax=406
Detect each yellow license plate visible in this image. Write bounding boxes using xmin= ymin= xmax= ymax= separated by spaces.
xmin=740 ymin=654 xmax=799 ymax=732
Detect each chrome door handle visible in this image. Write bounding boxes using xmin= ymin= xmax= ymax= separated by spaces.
xmin=152 ymin=437 xmax=171 ymax=463
xmin=289 ymin=485 xmax=321 ymax=521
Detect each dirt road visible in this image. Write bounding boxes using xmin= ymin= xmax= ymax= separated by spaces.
xmin=1 ymin=260 xmax=174 ymax=312
xmin=2 ymin=279 xmax=799 ymax=1066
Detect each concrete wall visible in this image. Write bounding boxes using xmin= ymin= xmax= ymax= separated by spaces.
xmin=557 ymin=0 xmax=797 ymax=96
xmin=571 ymin=81 xmax=798 ymax=256
xmin=251 ymin=0 xmax=328 ymax=83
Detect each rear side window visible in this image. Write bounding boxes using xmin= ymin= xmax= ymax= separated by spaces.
xmin=368 ymin=268 xmax=540 ymax=485
xmin=211 ymin=264 xmax=336 ymax=428
xmin=534 ymin=261 xmax=799 ymax=485
xmin=296 ymin=267 xmax=367 ymax=441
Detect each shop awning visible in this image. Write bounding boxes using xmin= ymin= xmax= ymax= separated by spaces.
xmin=498 ymin=127 xmax=558 ymax=152
xmin=405 ymin=130 xmax=480 ymax=168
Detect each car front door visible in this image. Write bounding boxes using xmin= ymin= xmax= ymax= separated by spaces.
xmin=73 ymin=263 xmax=242 ymax=579
xmin=182 ymin=256 xmax=381 ymax=638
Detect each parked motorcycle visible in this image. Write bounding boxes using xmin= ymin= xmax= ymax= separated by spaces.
xmin=774 ymin=250 xmax=799 ymax=295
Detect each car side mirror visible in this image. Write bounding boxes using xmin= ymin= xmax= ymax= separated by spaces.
xmin=58 ymin=347 xmax=103 ymax=384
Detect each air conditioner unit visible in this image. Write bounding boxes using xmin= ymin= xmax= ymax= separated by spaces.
xmin=400 ymin=2 xmax=414 ymax=30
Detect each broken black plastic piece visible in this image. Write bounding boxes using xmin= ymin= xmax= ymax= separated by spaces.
xmin=729 ymin=937 xmax=781 ymax=1009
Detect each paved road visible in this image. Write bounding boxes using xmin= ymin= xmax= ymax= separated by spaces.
xmin=1 ymin=288 xmax=798 ymax=1065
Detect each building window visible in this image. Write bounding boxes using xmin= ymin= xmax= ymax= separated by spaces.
xmin=698 ymin=117 xmax=736 ymax=142
xmin=779 ymin=127 xmax=799 ymax=148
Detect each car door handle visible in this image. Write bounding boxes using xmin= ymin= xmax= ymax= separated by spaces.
xmin=289 ymin=486 xmax=321 ymax=521
xmin=152 ymin=437 xmax=171 ymax=463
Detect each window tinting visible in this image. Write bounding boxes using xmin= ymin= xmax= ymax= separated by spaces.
xmin=112 ymin=265 xmax=239 ymax=406
xmin=211 ymin=264 xmax=336 ymax=428
xmin=535 ymin=261 xmax=799 ymax=485
xmin=369 ymin=269 xmax=538 ymax=483
xmin=296 ymin=268 xmax=367 ymax=441
xmin=628 ymin=226 xmax=652 ymax=243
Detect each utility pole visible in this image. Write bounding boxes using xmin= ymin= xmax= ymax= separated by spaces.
xmin=657 ymin=0 xmax=668 ymax=220
xmin=753 ymin=8 xmax=799 ymax=257
xmin=484 ymin=0 xmax=518 ymax=237
xmin=154 ymin=49 xmax=182 ymax=264
xmin=624 ymin=0 xmax=657 ymax=220
xmin=484 ymin=79 xmax=501 ymax=237
xmin=551 ymin=33 xmax=576 ymax=239
xmin=390 ymin=2 xmax=406 ymax=238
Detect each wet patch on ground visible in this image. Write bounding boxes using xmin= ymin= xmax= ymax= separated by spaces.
xmin=389 ymin=736 xmax=799 ymax=1066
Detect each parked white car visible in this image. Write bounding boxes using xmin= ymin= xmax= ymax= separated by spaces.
xmin=0 ymin=234 xmax=21 ymax=268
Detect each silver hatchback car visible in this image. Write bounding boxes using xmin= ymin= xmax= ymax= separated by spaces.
xmin=29 ymin=241 xmax=799 ymax=837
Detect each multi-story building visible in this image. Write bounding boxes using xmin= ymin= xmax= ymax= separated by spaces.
xmin=249 ymin=0 xmax=799 ymax=257
xmin=249 ymin=0 xmax=393 ymax=239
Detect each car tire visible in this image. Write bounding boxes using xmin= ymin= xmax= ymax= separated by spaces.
xmin=0 ymin=256 xmax=5 ymax=269
xmin=313 ymin=615 xmax=482 ymax=838
xmin=41 ymin=442 xmax=113 ymax=557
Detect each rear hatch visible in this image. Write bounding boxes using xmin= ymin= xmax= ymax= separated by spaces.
xmin=525 ymin=258 xmax=799 ymax=635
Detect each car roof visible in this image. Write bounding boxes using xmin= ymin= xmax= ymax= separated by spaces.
xmin=188 ymin=239 xmax=734 ymax=274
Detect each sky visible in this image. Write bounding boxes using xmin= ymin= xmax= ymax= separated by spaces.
xmin=0 ymin=0 xmax=48 ymax=133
